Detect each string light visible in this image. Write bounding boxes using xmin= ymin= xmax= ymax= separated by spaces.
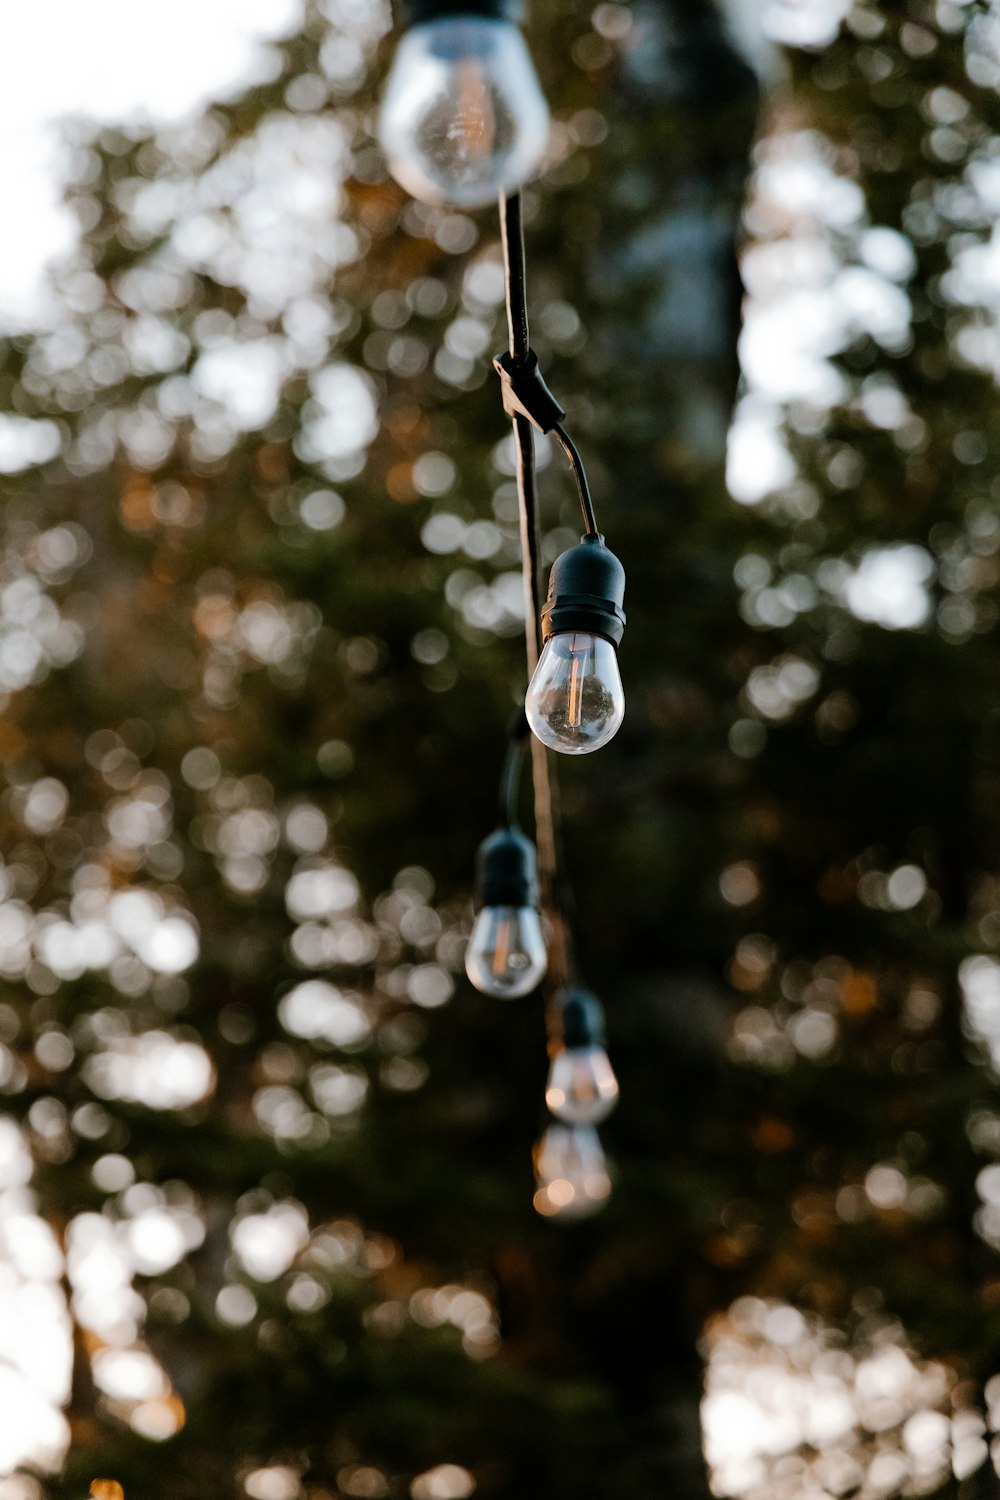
xmin=533 ymin=1122 xmax=612 ymax=1219
xmin=525 ymin=535 xmax=626 ymax=755
xmin=465 ymin=725 xmax=547 ymax=998
xmin=378 ymin=0 xmax=551 ymax=208
xmin=545 ymin=987 xmax=619 ymax=1125
xmin=379 ymin=12 xmax=623 ymax=1214
xmin=465 ymin=886 xmax=546 ymax=997
xmin=492 ymin=257 xmax=627 ymax=757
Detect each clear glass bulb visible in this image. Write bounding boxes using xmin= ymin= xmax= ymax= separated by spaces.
xmin=377 ymin=17 xmax=550 ymax=208
xmin=533 ymin=1123 xmax=612 ymax=1219
xmin=465 ymin=904 xmax=547 ymax=998
xmin=525 ymin=632 xmax=625 ymax=755
xmin=545 ymin=1045 xmax=619 ymax=1125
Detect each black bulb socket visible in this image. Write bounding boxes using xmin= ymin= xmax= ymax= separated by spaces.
xmin=540 ymin=534 xmax=626 ymax=649
xmin=475 ymin=827 xmax=539 ymax=910
xmin=397 ymin=0 xmax=522 ymax=30
xmin=548 ymin=985 xmax=606 ymax=1051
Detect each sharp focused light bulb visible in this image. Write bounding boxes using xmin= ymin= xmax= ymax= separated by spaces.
xmin=546 ymin=1045 xmax=619 ymax=1125
xmin=465 ymin=825 xmax=547 ymax=998
xmin=526 ymin=632 xmax=624 ymax=755
xmin=465 ymin=902 xmax=547 ymax=997
xmin=533 ymin=1123 xmax=612 ymax=1219
xmin=378 ymin=13 xmax=550 ymax=208
xmin=525 ymin=534 xmax=626 ymax=755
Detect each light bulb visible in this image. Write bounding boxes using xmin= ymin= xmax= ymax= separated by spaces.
xmin=378 ymin=15 xmax=550 ymax=208
xmin=526 ymin=535 xmax=626 ymax=755
xmin=526 ymin=631 xmax=624 ymax=755
xmin=465 ymin=903 xmax=547 ymax=997
xmin=546 ymin=1045 xmax=619 ymax=1125
xmin=533 ymin=1123 xmax=612 ymax=1219
xmin=466 ymin=825 xmax=546 ymax=997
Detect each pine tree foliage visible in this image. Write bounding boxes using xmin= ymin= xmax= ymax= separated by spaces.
xmin=1 ymin=0 xmax=999 ymax=1497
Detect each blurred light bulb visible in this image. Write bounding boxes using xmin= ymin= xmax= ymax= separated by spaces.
xmin=378 ymin=16 xmax=550 ymax=208
xmin=533 ymin=1123 xmax=612 ymax=1219
xmin=465 ymin=903 xmax=547 ymax=998
xmin=546 ymin=1045 xmax=619 ymax=1125
xmin=525 ymin=632 xmax=624 ymax=754
xmin=467 ymin=826 xmax=546 ymax=997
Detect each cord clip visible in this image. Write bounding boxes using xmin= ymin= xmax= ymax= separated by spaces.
xmin=493 ymin=349 xmax=566 ymax=434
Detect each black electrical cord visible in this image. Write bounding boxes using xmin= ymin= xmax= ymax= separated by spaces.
xmin=500 ymin=190 xmax=530 ymax=364
xmin=500 ymin=193 xmax=543 ymax=666
xmin=552 ymin=422 xmax=599 ymax=539
xmin=497 ymin=711 xmax=529 ymax=829
xmin=499 ymin=194 xmax=600 ymax=543
xmin=498 ymin=190 xmax=573 ymax=989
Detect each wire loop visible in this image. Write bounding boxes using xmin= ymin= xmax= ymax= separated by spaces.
xmin=493 ymin=349 xmax=565 ymax=433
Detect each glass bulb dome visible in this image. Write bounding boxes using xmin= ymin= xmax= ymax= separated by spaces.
xmin=465 ymin=903 xmax=547 ymax=998
xmin=533 ymin=1123 xmax=612 ymax=1219
xmin=378 ymin=16 xmax=550 ymax=208
xmin=525 ymin=632 xmax=625 ymax=755
xmin=545 ymin=1045 xmax=619 ymax=1125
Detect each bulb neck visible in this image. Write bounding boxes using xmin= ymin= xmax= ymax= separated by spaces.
xmin=475 ymin=826 xmax=539 ymax=910
xmin=548 ymin=986 xmax=606 ymax=1051
xmin=395 ymin=0 xmax=523 ymax=29
xmin=540 ymin=535 xmax=626 ymax=648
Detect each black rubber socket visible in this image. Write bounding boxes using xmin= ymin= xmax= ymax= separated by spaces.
xmin=476 ymin=827 xmax=540 ymax=910
xmin=549 ymin=986 xmax=606 ymax=1050
xmin=540 ymin=535 xmax=626 ymax=648
xmin=397 ymin=0 xmax=522 ymax=28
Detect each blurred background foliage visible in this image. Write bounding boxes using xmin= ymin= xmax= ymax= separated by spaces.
xmin=2 ymin=0 xmax=1000 ymax=1496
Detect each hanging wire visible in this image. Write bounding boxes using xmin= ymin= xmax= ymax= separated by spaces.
xmin=498 ymin=189 xmax=572 ymax=989
xmin=497 ymin=712 xmax=529 ymax=829
xmin=499 ymin=193 xmax=600 ymax=542
xmin=500 ymin=190 xmax=530 ymax=364
xmin=513 ymin=416 xmax=543 ymax=667
xmin=552 ymin=422 xmax=599 ymax=539
xmin=500 ymin=193 xmax=543 ymax=667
